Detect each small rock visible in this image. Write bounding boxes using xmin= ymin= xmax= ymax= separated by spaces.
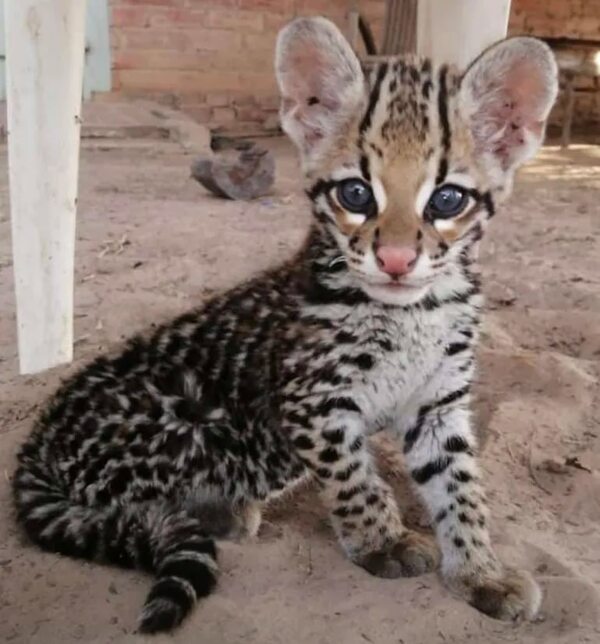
xmin=191 ymin=145 xmax=275 ymax=200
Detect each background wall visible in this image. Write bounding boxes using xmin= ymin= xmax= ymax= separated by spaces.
xmin=509 ymin=0 xmax=600 ymax=39
xmin=108 ymin=0 xmax=386 ymax=134
xmin=106 ymin=0 xmax=600 ymax=134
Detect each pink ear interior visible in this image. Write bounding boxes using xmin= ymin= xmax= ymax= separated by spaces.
xmin=276 ymin=18 xmax=364 ymax=153
xmin=463 ymin=39 xmax=558 ymax=170
xmin=279 ymin=46 xmax=342 ymax=109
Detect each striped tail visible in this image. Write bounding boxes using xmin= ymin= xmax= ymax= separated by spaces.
xmin=12 ymin=460 xmax=221 ymax=633
xmin=136 ymin=512 xmax=219 ymax=633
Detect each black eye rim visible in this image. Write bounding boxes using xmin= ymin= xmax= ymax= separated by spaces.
xmin=425 ymin=183 xmax=470 ymax=220
xmin=335 ymin=178 xmax=376 ymax=215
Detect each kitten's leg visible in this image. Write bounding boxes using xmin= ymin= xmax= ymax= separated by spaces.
xmin=403 ymin=400 xmax=541 ymax=621
xmin=237 ymin=501 xmax=263 ymax=538
xmin=284 ymin=397 xmax=439 ymax=578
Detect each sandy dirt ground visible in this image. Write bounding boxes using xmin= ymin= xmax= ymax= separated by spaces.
xmin=1 ymin=134 xmax=600 ymax=644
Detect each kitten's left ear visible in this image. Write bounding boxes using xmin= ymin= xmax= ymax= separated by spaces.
xmin=460 ymin=37 xmax=558 ymax=178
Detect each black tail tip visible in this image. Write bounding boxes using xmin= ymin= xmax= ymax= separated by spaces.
xmin=137 ymin=598 xmax=185 ymax=634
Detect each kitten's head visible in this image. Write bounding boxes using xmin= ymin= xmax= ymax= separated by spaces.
xmin=275 ymin=17 xmax=558 ymax=306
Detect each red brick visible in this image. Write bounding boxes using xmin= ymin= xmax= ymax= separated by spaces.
xmin=188 ymin=28 xmax=243 ymax=51
xmin=110 ymin=7 xmax=151 ymax=28
xmin=184 ymin=105 xmax=212 ymax=123
xmin=118 ymin=27 xmax=241 ymax=52
xmin=116 ymin=0 xmax=181 ymax=6
xmin=211 ymin=106 xmax=236 ymax=123
xmin=148 ymin=7 xmax=207 ymax=27
xmin=231 ymin=94 xmax=258 ymax=106
xmin=235 ymin=105 xmax=265 ymax=121
xmin=238 ymin=0 xmax=293 ymax=13
xmin=297 ymin=0 xmax=347 ymax=15
xmin=116 ymin=28 xmax=183 ymax=50
xmin=113 ymin=49 xmax=210 ymax=71
xmin=257 ymin=95 xmax=280 ymax=110
xmin=242 ymin=31 xmax=277 ymax=52
xmin=206 ymin=9 xmax=264 ymax=33
xmin=116 ymin=69 xmax=240 ymax=93
xmin=237 ymin=72 xmax=277 ymax=96
xmin=262 ymin=13 xmax=288 ymax=32
xmin=206 ymin=93 xmax=232 ymax=107
xmin=183 ymin=0 xmax=238 ymax=7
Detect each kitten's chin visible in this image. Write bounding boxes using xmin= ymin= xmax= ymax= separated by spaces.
xmin=360 ymin=282 xmax=431 ymax=306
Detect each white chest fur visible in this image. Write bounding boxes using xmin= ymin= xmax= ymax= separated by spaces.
xmin=342 ymin=303 xmax=466 ymax=434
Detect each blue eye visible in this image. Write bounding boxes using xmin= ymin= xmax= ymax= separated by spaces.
xmin=425 ymin=184 xmax=469 ymax=219
xmin=336 ymin=179 xmax=375 ymax=214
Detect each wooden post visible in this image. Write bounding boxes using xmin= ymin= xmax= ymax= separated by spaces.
xmin=561 ymin=72 xmax=576 ymax=148
xmin=5 ymin=0 xmax=86 ymax=374
xmin=381 ymin=0 xmax=417 ymax=55
xmin=417 ymin=0 xmax=511 ymax=68
xmin=347 ymin=5 xmax=360 ymax=53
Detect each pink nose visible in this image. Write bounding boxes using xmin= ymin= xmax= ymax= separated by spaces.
xmin=376 ymin=245 xmax=417 ymax=277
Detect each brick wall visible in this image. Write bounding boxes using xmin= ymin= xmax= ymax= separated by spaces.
xmin=509 ymin=0 xmax=600 ymax=129
xmin=509 ymin=0 xmax=600 ymax=39
xmin=109 ymin=0 xmax=386 ymax=134
xmin=107 ymin=0 xmax=599 ymax=133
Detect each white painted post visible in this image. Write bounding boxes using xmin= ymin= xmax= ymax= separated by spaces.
xmin=5 ymin=0 xmax=86 ymax=374
xmin=417 ymin=0 xmax=511 ymax=68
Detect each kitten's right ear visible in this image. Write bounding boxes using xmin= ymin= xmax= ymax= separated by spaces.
xmin=275 ymin=17 xmax=366 ymax=158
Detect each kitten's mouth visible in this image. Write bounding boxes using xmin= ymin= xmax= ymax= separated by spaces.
xmin=357 ymin=277 xmax=433 ymax=305
xmin=382 ymin=281 xmax=424 ymax=290
xmin=370 ymin=278 xmax=433 ymax=291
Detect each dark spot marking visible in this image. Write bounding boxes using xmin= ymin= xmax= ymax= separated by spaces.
xmin=336 ymin=331 xmax=358 ymax=344
xmin=333 ymin=506 xmax=349 ymax=518
xmin=411 ymin=456 xmax=453 ymax=485
xmin=454 ymin=536 xmax=465 ymax=548
xmin=322 ymin=428 xmax=345 ymax=445
xmin=359 ymin=155 xmax=371 ymax=182
xmin=453 ymin=470 xmax=473 ymax=483
xmin=319 ymin=447 xmax=340 ymax=463
xmin=458 ymin=512 xmax=473 ymax=526
xmin=360 ymin=63 xmax=388 ymax=134
xmin=293 ymin=434 xmax=314 ymax=450
xmin=445 ymin=342 xmax=469 ymax=356
xmin=435 ymin=509 xmax=448 ymax=523
xmin=437 ymin=65 xmax=451 ymax=152
xmin=444 ymin=435 xmax=471 ymax=453
xmin=435 ymin=157 xmax=448 ymax=185
xmin=349 ymin=436 xmax=364 ymax=453
xmin=338 ymin=485 xmax=364 ymax=502
xmin=483 ymin=191 xmax=496 ymax=218
xmin=335 ymin=461 xmax=361 ymax=482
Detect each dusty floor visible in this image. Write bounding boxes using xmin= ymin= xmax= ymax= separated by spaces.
xmin=1 ymin=135 xmax=600 ymax=644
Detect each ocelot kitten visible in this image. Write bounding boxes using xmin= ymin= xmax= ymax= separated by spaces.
xmin=13 ymin=17 xmax=557 ymax=634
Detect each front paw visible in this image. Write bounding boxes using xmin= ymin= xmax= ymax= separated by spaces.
xmin=356 ymin=530 xmax=440 ymax=579
xmin=447 ymin=568 xmax=542 ymax=621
